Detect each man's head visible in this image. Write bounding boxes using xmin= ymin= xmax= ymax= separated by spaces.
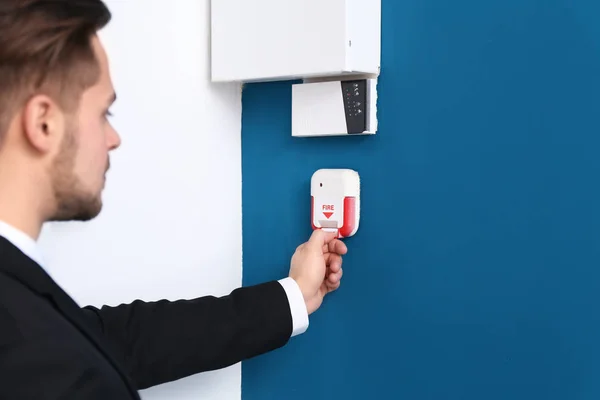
xmin=0 ymin=0 xmax=120 ymax=224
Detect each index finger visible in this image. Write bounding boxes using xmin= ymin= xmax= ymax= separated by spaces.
xmin=326 ymin=238 xmax=347 ymax=255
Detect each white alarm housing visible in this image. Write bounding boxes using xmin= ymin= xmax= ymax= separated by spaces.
xmin=292 ymin=79 xmax=377 ymax=137
xmin=311 ymin=169 xmax=360 ymax=238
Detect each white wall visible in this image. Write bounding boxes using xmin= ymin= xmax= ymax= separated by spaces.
xmin=37 ymin=1 xmax=243 ymax=399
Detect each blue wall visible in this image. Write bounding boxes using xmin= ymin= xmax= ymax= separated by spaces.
xmin=241 ymin=1 xmax=600 ymax=398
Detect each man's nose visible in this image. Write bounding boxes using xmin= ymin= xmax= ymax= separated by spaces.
xmin=107 ymin=126 xmax=121 ymax=150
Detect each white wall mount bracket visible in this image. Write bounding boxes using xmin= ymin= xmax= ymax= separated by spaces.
xmin=210 ymin=0 xmax=381 ymax=83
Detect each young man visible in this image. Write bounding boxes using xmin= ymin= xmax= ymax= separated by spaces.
xmin=0 ymin=1 xmax=346 ymax=398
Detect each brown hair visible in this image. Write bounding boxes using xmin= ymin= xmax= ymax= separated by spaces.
xmin=0 ymin=0 xmax=111 ymax=142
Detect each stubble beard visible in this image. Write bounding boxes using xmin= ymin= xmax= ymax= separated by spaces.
xmin=48 ymin=122 xmax=104 ymax=222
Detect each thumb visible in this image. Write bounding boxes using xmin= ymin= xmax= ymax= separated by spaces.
xmin=307 ymin=229 xmax=337 ymax=250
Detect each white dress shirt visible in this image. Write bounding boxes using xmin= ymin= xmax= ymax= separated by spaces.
xmin=278 ymin=276 xmax=309 ymax=336
xmin=0 ymin=220 xmax=308 ymax=337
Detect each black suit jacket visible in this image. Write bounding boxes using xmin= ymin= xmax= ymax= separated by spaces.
xmin=0 ymin=236 xmax=293 ymax=399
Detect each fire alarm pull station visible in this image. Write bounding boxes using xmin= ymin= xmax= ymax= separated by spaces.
xmin=311 ymin=168 xmax=360 ymax=238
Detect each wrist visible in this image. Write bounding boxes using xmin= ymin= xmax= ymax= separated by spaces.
xmin=289 ymin=275 xmax=311 ymax=312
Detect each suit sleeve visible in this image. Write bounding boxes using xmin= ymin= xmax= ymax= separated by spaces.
xmin=80 ymin=280 xmax=293 ymax=390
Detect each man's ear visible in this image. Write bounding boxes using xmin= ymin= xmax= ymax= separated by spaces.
xmin=21 ymin=94 xmax=64 ymax=154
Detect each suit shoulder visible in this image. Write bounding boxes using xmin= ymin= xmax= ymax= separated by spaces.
xmin=0 ymin=273 xmax=36 ymax=341
xmin=0 ymin=273 xmax=134 ymax=399
xmin=0 ymin=271 xmax=67 ymax=343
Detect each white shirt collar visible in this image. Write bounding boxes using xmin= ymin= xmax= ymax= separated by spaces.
xmin=0 ymin=220 xmax=44 ymax=266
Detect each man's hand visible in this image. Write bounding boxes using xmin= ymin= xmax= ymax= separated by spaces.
xmin=289 ymin=229 xmax=348 ymax=315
